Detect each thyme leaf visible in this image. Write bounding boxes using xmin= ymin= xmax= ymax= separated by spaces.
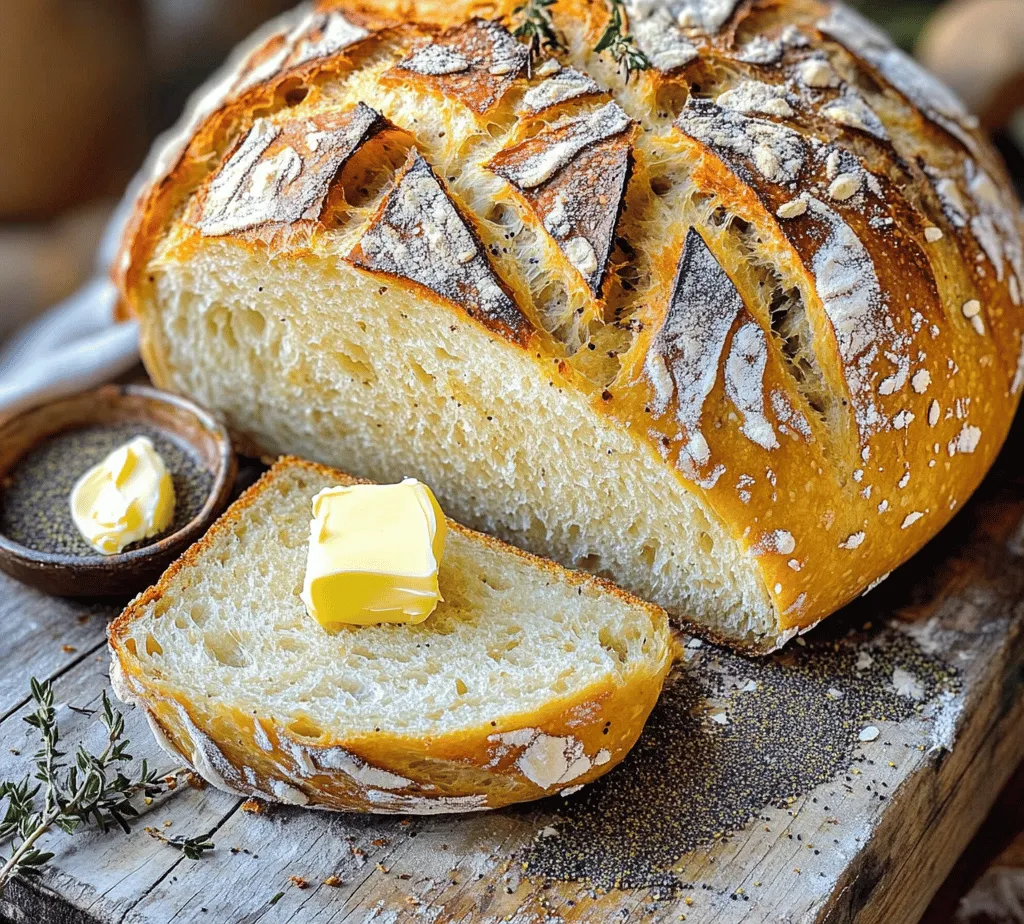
xmin=0 ymin=679 xmax=207 ymax=896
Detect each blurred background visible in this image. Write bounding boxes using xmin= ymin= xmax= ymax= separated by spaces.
xmin=0 ymin=1 xmax=1023 ymax=921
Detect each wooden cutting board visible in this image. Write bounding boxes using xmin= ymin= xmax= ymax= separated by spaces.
xmin=1 ymin=433 xmax=1022 ymax=924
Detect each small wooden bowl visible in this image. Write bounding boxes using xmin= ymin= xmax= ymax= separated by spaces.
xmin=0 ymin=385 xmax=236 ymax=597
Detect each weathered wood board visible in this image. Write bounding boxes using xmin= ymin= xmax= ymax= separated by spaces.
xmin=1 ymin=436 xmax=1023 ymax=924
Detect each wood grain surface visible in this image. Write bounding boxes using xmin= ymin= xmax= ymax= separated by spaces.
xmin=1 ymin=437 xmax=1023 ymax=923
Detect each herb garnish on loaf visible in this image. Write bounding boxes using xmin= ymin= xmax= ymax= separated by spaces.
xmin=108 ymin=458 xmax=673 ymax=813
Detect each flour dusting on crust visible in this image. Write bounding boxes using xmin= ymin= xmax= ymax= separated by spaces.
xmin=488 ymin=105 xmax=633 ymax=295
xmin=717 ymin=81 xmax=795 ymax=118
xmin=675 ymin=97 xmax=807 ymax=184
xmin=725 ymin=323 xmax=778 ymax=450
xmin=235 ymin=9 xmax=369 ymax=94
xmin=806 ymin=197 xmax=907 ymax=437
xmin=314 ymin=745 xmax=414 ymax=789
xmin=734 ymin=35 xmax=784 ymax=65
xmin=817 ymin=4 xmax=980 ymax=154
xmin=400 ymin=44 xmax=471 ymax=75
xmin=522 ymin=68 xmax=602 ymax=113
xmin=646 ymin=228 xmax=745 ymax=466
xmin=820 ymin=90 xmax=889 ymax=140
xmin=393 ymin=19 xmax=529 ymax=112
xmin=198 ymin=103 xmax=385 ymax=236
xmin=517 ymin=734 xmax=593 ymax=788
xmin=628 ymin=6 xmax=700 ymax=72
xmin=350 ymin=151 xmax=525 ymax=335
xmin=364 ymin=790 xmax=491 ymax=814
xmin=628 ymin=0 xmax=742 ymax=35
xmin=173 ymin=702 xmax=247 ymax=796
xmin=489 ymin=102 xmax=631 ymax=189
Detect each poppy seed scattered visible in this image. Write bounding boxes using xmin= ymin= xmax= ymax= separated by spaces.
xmin=524 ymin=622 xmax=959 ymax=896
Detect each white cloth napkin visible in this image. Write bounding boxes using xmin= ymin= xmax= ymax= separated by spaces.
xmin=0 ymin=193 xmax=141 ymax=419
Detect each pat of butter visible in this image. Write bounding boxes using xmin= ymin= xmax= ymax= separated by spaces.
xmin=70 ymin=436 xmax=176 ymax=555
xmin=300 ymin=479 xmax=448 ymax=627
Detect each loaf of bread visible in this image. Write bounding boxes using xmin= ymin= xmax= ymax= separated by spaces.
xmin=115 ymin=0 xmax=1024 ymax=651
xmin=108 ymin=457 xmax=672 ymax=812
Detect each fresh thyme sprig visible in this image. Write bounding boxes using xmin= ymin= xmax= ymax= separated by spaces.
xmin=0 ymin=678 xmax=205 ymax=896
xmin=595 ymin=0 xmax=650 ymax=80
xmin=144 ymin=826 xmax=216 ymax=860
xmin=512 ymin=0 xmax=565 ymax=70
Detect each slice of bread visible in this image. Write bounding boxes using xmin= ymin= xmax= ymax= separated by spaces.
xmin=108 ymin=457 xmax=673 ymax=813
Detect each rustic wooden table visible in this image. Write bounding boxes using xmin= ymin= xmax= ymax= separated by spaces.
xmin=1 ymin=430 xmax=1022 ymax=923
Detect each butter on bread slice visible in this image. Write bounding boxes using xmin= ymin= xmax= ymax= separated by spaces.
xmin=108 ymin=457 xmax=672 ymax=813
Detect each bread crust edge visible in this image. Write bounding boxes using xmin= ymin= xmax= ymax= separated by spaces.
xmin=107 ymin=457 xmax=675 ymax=812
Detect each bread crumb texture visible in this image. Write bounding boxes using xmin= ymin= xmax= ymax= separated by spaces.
xmin=119 ymin=0 xmax=1024 ymax=649
xmin=109 ymin=459 xmax=672 ymax=811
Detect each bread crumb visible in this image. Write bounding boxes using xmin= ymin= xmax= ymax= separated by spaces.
xmin=241 ymin=797 xmax=268 ymax=814
xmin=924 ymin=227 xmax=943 ymax=242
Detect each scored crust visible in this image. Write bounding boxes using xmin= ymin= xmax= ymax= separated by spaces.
xmin=114 ymin=0 xmax=1024 ymax=649
xmin=108 ymin=458 xmax=675 ymax=812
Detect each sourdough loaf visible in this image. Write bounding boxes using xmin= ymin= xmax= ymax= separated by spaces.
xmin=115 ymin=0 xmax=1024 ymax=650
xmin=108 ymin=457 xmax=672 ymax=812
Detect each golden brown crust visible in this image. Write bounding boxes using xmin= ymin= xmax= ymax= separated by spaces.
xmin=114 ymin=0 xmax=1024 ymax=647
xmin=108 ymin=457 xmax=673 ymax=812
